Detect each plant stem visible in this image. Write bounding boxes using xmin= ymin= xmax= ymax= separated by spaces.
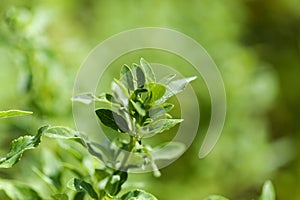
xmin=120 ymin=136 xmax=137 ymax=170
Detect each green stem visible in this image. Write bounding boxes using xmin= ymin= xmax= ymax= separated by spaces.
xmin=120 ymin=136 xmax=137 ymax=170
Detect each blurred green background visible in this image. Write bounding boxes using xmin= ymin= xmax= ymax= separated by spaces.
xmin=1 ymin=0 xmax=300 ymax=199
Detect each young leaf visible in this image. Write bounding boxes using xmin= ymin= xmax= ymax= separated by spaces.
xmin=120 ymin=64 xmax=134 ymax=91
xmin=0 ymin=126 xmax=47 ymax=168
xmin=68 ymin=178 xmax=98 ymax=199
xmin=120 ymin=189 xmax=158 ymax=200
xmin=204 ymin=195 xmax=229 ymax=200
xmin=259 ymin=180 xmax=275 ymax=200
xmin=149 ymin=83 xmax=166 ymax=103
xmin=130 ymin=100 xmax=146 ymax=117
xmin=0 ymin=109 xmax=32 ymax=119
xmin=141 ymin=119 xmax=183 ymax=138
xmin=140 ymin=58 xmax=156 ymax=82
xmin=95 ymin=109 xmax=130 ymax=132
xmin=0 ymin=179 xmax=42 ymax=200
xmin=156 ymin=76 xmax=197 ymax=104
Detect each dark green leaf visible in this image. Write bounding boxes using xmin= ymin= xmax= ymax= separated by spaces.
xmin=105 ymin=171 xmax=128 ymax=197
xmin=68 ymin=178 xmax=98 ymax=199
xmin=94 ymin=168 xmax=111 ymax=181
xmin=120 ymin=64 xmax=134 ymax=90
xmin=95 ymin=109 xmax=130 ymax=132
xmin=156 ymin=76 xmax=197 ymax=104
xmin=105 ymin=93 xmax=119 ymax=104
xmin=120 ymin=189 xmax=158 ymax=200
xmin=0 ymin=126 xmax=47 ymax=168
xmin=0 ymin=109 xmax=32 ymax=119
xmin=259 ymin=180 xmax=275 ymax=200
xmin=74 ymin=192 xmax=85 ymax=200
xmin=140 ymin=58 xmax=156 ymax=82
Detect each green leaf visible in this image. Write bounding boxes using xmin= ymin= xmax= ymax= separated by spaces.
xmin=0 ymin=179 xmax=42 ymax=200
xmin=120 ymin=189 xmax=158 ymax=200
xmin=105 ymin=93 xmax=119 ymax=104
xmin=94 ymin=168 xmax=111 ymax=181
xmin=112 ymin=80 xmax=130 ymax=106
xmin=148 ymin=103 xmax=174 ymax=120
xmin=259 ymin=180 xmax=275 ymax=200
xmin=152 ymin=142 xmax=186 ymax=160
xmin=140 ymin=58 xmax=156 ymax=82
xmin=130 ymin=100 xmax=146 ymax=116
xmin=148 ymin=106 xmax=166 ymax=120
xmin=204 ymin=195 xmax=229 ymax=200
xmin=163 ymin=103 xmax=174 ymax=112
xmin=68 ymin=178 xmax=98 ymax=199
xmin=132 ymin=65 xmax=145 ymax=88
xmin=105 ymin=171 xmax=128 ymax=197
xmin=95 ymin=109 xmax=130 ymax=132
xmin=52 ymin=194 xmax=68 ymax=200
xmin=156 ymin=76 xmax=197 ymax=104
xmin=141 ymin=119 xmax=183 ymax=137
xmin=0 ymin=109 xmax=32 ymax=119
xmin=44 ymin=126 xmax=80 ymax=139
xmin=120 ymin=64 xmax=135 ymax=91
xmin=0 ymin=126 xmax=47 ymax=168
xmin=149 ymin=83 xmax=166 ymax=103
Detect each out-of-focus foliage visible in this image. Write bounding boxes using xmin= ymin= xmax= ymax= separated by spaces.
xmin=0 ymin=0 xmax=299 ymax=199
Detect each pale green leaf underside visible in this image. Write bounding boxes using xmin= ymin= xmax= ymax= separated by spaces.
xmin=156 ymin=76 xmax=197 ymax=104
xmin=0 ymin=110 xmax=33 ymax=119
xmin=141 ymin=119 xmax=183 ymax=138
xmin=43 ymin=126 xmax=80 ymax=139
